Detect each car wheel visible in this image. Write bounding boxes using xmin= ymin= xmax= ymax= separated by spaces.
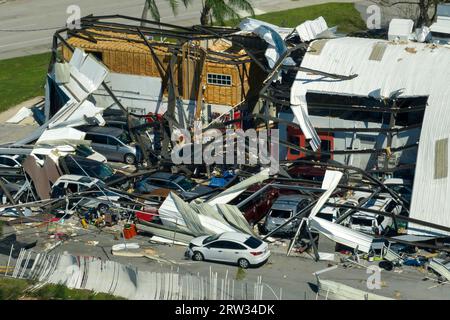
xmin=238 ymin=258 xmax=250 ymax=269
xmin=97 ymin=204 xmax=109 ymax=215
xmin=124 ymin=154 xmax=136 ymax=165
xmin=192 ymin=251 xmax=204 ymax=261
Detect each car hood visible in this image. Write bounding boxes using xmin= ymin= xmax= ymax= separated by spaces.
xmin=186 ymin=185 xmax=214 ymax=197
xmin=190 ymin=236 xmax=209 ymax=247
xmin=267 ymin=217 xmax=291 ymax=225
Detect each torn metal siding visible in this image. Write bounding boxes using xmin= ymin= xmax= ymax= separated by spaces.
xmin=295 ymin=16 xmax=331 ymax=42
xmin=206 ymin=168 xmax=270 ymax=206
xmin=293 ymin=37 xmax=450 ymax=236
xmin=159 ymin=192 xmax=237 ymax=236
xmin=92 ymin=73 xmax=167 ymax=115
xmin=36 ymin=127 xmax=86 ymax=146
xmin=317 ymin=278 xmax=393 ymax=300
xmin=309 ymin=170 xmax=343 ymax=219
xmin=158 ymin=192 xmax=205 ymax=236
xmin=48 ymin=49 xmax=108 ymax=129
xmin=309 ymin=217 xmax=374 ymax=253
xmin=216 ymin=204 xmax=255 ymax=235
xmin=22 ymin=156 xmax=62 ymax=200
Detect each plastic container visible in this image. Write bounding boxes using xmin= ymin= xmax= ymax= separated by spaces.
xmin=123 ymin=224 xmax=137 ymax=239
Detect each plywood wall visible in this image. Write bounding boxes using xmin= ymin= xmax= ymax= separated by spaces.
xmin=62 ymin=36 xmax=261 ymax=107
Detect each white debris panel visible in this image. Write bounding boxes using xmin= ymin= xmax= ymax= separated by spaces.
xmin=36 ymin=127 xmax=86 ymax=145
xmin=239 ymin=18 xmax=295 ymax=68
xmin=6 ymin=107 xmax=33 ymax=124
xmin=296 ymin=16 xmax=335 ymax=42
xmin=48 ymin=48 xmax=108 ymax=129
xmin=207 ymin=168 xmax=270 ymax=206
xmin=293 ymin=37 xmax=450 ymax=236
xmin=309 ymin=170 xmax=343 ymax=219
xmin=316 ymin=278 xmax=393 ymax=300
xmin=309 ymin=216 xmax=374 ymax=253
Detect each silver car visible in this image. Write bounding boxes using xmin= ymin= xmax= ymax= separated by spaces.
xmin=263 ymin=195 xmax=311 ymax=235
xmin=83 ymin=127 xmax=141 ymax=164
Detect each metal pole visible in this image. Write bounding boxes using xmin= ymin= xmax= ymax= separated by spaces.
xmin=5 ymin=244 xmax=14 ymax=276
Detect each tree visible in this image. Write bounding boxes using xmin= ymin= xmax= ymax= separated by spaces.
xmin=141 ymin=0 xmax=255 ymax=26
xmin=199 ymin=0 xmax=255 ymax=26
xmin=375 ymin=0 xmax=450 ymax=27
xmin=141 ymin=0 xmax=191 ymax=24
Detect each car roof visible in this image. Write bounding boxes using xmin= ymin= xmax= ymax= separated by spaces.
xmin=149 ymin=172 xmax=184 ymax=181
xmin=217 ymin=232 xmax=252 ymax=243
xmin=55 ymin=174 xmax=100 ymax=186
xmin=271 ymin=194 xmax=310 ymax=211
xmin=0 ymin=155 xmax=20 ymax=160
xmin=82 ymin=126 xmax=124 ymax=137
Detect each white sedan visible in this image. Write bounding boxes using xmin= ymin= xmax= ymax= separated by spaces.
xmin=185 ymin=232 xmax=270 ymax=269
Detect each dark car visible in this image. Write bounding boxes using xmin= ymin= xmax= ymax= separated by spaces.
xmin=135 ymin=172 xmax=215 ymax=200
xmin=58 ymin=155 xmax=127 ymax=187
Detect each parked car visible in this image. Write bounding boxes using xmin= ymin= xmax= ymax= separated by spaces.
xmin=58 ymin=155 xmax=127 ymax=187
xmin=135 ymin=172 xmax=215 ymax=200
xmin=50 ymin=175 xmax=122 ymax=214
xmin=353 ymin=178 xmax=412 ymax=204
xmin=263 ymin=195 xmax=312 ymax=235
xmin=345 ymin=198 xmax=401 ymax=235
xmin=79 ymin=126 xmax=141 ymax=164
xmin=185 ymin=232 xmax=270 ymax=269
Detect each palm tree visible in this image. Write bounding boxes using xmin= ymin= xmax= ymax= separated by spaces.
xmin=142 ymin=0 xmax=255 ymax=26
xmin=199 ymin=0 xmax=255 ymax=26
xmin=141 ymin=0 xmax=191 ymax=24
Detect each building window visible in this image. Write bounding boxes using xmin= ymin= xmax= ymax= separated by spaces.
xmin=207 ymin=73 xmax=232 ymax=86
xmin=434 ymin=138 xmax=448 ymax=179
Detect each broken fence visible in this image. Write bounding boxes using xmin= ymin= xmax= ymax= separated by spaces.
xmin=3 ymin=246 xmax=281 ymax=300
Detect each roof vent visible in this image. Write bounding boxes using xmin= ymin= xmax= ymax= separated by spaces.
xmin=369 ymin=42 xmax=387 ymax=61
xmin=388 ymin=19 xmax=414 ymax=41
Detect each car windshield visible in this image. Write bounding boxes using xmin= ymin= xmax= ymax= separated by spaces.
xmin=89 ymin=163 xmax=115 ymax=180
xmin=352 ymin=217 xmax=373 ymax=227
xmin=244 ymin=236 xmax=262 ymax=249
xmin=75 ymin=145 xmax=94 ymax=157
xmin=177 ymin=177 xmax=196 ymax=191
xmin=117 ymin=131 xmax=132 ymax=145
xmin=202 ymin=234 xmax=221 ymax=245
xmin=270 ymin=209 xmax=292 ymax=219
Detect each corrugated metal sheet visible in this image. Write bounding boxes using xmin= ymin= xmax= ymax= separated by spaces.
xmin=317 ymin=278 xmax=393 ymax=300
xmin=206 ymin=168 xmax=270 ymax=206
xmin=294 ymin=37 xmax=450 ymax=236
xmin=309 ymin=217 xmax=374 ymax=253
xmin=295 ymin=16 xmax=329 ymax=42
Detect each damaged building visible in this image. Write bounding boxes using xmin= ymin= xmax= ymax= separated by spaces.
xmin=3 ymin=10 xmax=450 ymax=300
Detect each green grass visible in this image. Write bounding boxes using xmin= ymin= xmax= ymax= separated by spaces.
xmin=0 ymin=277 xmax=31 ymax=300
xmin=0 ymin=52 xmax=50 ymax=113
xmin=0 ymin=277 xmax=125 ymax=300
xmin=227 ymin=2 xmax=366 ymax=34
